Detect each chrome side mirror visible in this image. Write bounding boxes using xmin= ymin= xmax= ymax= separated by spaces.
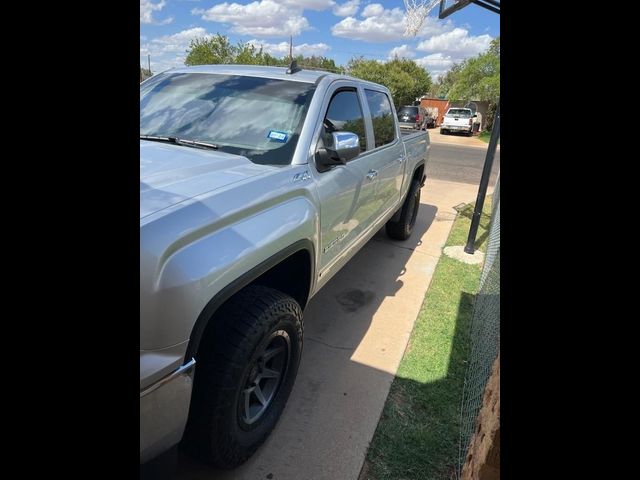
xmin=316 ymin=131 xmax=360 ymax=169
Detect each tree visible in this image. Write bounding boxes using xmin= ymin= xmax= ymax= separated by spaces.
xmin=294 ymin=54 xmax=340 ymax=72
xmin=429 ymin=63 xmax=462 ymax=98
xmin=184 ymin=34 xmax=341 ymax=72
xmin=347 ymin=57 xmax=432 ymax=108
xmin=434 ymin=37 xmax=500 ymax=129
xmin=140 ymin=67 xmax=152 ymax=82
xmin=185 ymin=34 xmax=235 ymax=66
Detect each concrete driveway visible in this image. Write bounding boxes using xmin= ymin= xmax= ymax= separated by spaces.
xmin=175 ymin=176 xmax=487 ymax=480
xmin=428 ymin=127 xmax=496 ymax=149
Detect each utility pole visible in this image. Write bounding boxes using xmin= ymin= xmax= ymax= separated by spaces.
xmin=464 ymin=101 xmax=500 ymax=254
xmin=289 ymin=36 xmax=293 ymax=62
xmin=148 ymin=54 xmax=151 ymax=75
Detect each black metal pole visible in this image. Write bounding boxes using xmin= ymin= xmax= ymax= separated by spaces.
xmin=464 ymin=101 xmax=500 ymax=254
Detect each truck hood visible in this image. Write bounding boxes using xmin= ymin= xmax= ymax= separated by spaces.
xmin=140 ymin=140 xmax=271 ymax=219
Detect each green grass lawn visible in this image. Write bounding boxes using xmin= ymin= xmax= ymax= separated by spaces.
xmin=362 ymin=198 xmax=493 ymax=480
xmin=478 ymin=130 xmax=491 ymax=143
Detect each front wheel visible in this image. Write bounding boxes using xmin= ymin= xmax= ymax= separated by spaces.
xmin=386 ymin=179 xmax=421 ymax=240
xmin=441 ymin=128 xmax=447 ymax=135
xmin=183 ymin=286 xmax=303 ymax=469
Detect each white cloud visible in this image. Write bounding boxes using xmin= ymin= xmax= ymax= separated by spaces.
xmin=416 ymin=28 xmax=492 ymax=55
xmin=331 ymin=5 xmax=450 ymax=42
xmin=247 ymin=39 xmax=331 ymax=57
xmin=415 ymin=53 xmax=455 ymax=79
xmin=388 ymin=44 xmax=414 ymax=59
xmin=333 ymin=0 xmax=359 ymax=17
xmin=361 ymin=3 xmax=384 ymax=17
xmin=140 ymin=27 xmax=212 ymax=72
xmin=150 ymin=27 xmax=210 ymax=53
xmin=280 ymin=0 xmax=335 ymax=9
xmin=193 ymin=0 xmax=316 ymax=36
xmin=140 ymin=0 xmax=173 ymax=25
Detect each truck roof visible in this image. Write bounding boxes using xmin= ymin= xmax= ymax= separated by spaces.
xmin=162 ymin=64 xmax=385 ymax=88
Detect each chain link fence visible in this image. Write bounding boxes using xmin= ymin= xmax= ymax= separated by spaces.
xmin=457 ymin=175 xmax=500 ymax=477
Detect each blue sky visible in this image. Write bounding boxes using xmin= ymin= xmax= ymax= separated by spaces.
xmin=140 ymin=0 xmax=499 ymax=79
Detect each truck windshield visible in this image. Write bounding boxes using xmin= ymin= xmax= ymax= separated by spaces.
xmin=447 ymin=109 xmax=472 ymax=118
xmin=140 ymin=72 xmax=316 ymax=165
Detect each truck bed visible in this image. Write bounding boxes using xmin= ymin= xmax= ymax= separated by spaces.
xmin=401 ymin=129 xmax=429 ymax=164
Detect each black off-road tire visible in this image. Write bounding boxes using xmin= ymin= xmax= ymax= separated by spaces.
xmin=386 ymin=179 xmax=421 ymax=241
xmin=183 ymin=285 xmax=303 ymax=469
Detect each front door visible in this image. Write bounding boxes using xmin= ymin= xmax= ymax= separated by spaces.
xmin=313 ymin=86 xmax=375 ymax=275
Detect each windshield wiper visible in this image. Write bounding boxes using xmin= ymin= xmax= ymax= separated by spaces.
xmin=140 ymin=135 xmax=218 ymax=150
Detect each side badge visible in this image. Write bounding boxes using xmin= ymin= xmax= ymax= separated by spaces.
xmin=293 ymin=171 xmax=311 ymax=182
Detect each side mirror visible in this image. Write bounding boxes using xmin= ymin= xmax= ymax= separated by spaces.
xmin=315 ymin=131 xmax=360 ymax=169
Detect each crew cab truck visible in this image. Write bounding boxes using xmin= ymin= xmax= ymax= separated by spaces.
xmin=140 ymin=64 xmax=430 ymax=469
xmin=440 ymin=107 xmax=476 ymax=136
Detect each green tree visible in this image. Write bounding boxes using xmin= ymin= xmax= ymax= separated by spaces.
xmin=234 ymin=42 xmax=263 ymax=65
xmin=429 ymin=63 xmax=462 ymax=98
xmin=184 ymin=34 xmax=342 ymax=72
xmin=140 ymin=67 xmax=152 ymax=82
xmin=295 ymin=54 xmax=340 ymax=72
xmin=347 ymin=57 xmax=432 ymax=108
xmin=443 ymin=37 xmax=500 ymax=128
xmin=185 ymin=34 xmax=235 ymax=66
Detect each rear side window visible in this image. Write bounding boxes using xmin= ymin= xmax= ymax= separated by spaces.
xmin=324 ymin=89 xmax=367 ymax=152
xmin=398 ymin=106 xmax=418 ymax=116
xmin=447 ymin=108 xmax=472 ymax=117
xmin=365 ymin=90 xmax=396 ymax=148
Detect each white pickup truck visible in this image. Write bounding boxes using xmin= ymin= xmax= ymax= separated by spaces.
xmin=440 ymin=107 xmax=476 ymax=136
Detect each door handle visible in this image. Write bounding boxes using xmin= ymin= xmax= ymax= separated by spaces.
xmin=366 ymin=170 xmax=378 ymax=180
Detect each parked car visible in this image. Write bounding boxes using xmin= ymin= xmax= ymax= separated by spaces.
xmin=440 ymin=107 xmax=476 ymax=136
xmin=140 ymin=64 xmax=430 ymax=468
xmin=397 ymin=105 xmax=426 ymax=130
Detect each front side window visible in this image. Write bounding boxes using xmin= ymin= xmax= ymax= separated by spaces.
xmin=140 ymin=72 xmax=316 ymax=165
xmin=365 ymin=90 xmax=396 ymax=148
xmin=322 ymin=89 xmax=367 ymax=153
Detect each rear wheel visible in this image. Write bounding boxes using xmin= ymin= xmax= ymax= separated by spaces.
xmin=183 ymin=285 xmax=303 ymax=469
xmin=441 ymin=128 xmax=447 ymax=135
xmin=386 ymin=179 xmax=421 ymax=240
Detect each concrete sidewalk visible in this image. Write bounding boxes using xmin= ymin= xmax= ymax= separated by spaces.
xmin=176 ymin=178 xmax=486 ymax=480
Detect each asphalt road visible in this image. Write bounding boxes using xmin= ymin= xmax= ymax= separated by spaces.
xmin=426 ymin=142 xmax=500 ymax=186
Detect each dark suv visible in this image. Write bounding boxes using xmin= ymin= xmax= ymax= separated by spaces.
xmin=397 ymin=106 xmax=424 ymax=130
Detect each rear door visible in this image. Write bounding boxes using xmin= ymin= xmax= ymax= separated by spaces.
xmin=361 ymin=88 xmax=405 ymax=220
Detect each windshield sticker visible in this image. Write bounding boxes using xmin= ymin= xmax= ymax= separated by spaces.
xmin=267 ymin=130 xmax=289 ymax=142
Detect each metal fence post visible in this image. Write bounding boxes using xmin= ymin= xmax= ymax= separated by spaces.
xmin=464 ymin=101 xmax=500 ymax=254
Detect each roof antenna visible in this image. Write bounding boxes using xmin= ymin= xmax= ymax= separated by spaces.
xmin=286 ymin=59 xmax=301 ymax=74
xmin=286 ymin=36 xmax=301 ymax=74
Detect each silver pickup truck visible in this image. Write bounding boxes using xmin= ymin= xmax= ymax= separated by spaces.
xmin=140 ymin=64 xmax=429 ymax=468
